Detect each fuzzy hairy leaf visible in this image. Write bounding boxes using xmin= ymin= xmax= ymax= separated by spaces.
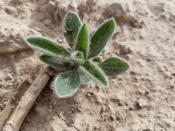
xmin=99 ymin=56 xmax=129 ymax=76
xmin=39 ymin=54 xmax=65 ymax=70
xmin=79 ymin=60 xmax=108 ymax=86
xmin=79 ymin=73 xmax=90 ymax=84
xmin=26 ymin=37 xmax=70 ymax=56
xmin=63 ymin=11 xmax=82 ymax=47
xmin=71 ymin=51 xmax=85 ymax=64
xmin=88 ymin=18 xmax=116 ymax=58
xmin=54 ymin=70 xmax=80 ymax=98
xmin=77 ymin=70 xmax=90 ymax=84
xmin=75 ymin=23 xmax=89 ymax=57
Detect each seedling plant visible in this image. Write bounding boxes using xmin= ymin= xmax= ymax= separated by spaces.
xmin=25 ymin=11 xmax=129 ymax=98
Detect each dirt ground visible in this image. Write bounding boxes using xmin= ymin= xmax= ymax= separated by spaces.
xmin=0 ymin=0 xmax=175 ymax=131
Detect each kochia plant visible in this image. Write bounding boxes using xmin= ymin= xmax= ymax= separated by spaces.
xmin=25 ymin=11 xmax=129 ymax=98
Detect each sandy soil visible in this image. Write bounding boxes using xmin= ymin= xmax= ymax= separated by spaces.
xmin=0 ymin=0 xmax=175 ymax=131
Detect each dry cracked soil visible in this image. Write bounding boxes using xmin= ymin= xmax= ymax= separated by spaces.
xmin=0 ymin=0 xmax=175 ymax=131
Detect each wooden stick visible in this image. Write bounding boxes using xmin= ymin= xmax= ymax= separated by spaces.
xmin=0 ymin=100 xmax=14 ymax=130
xmin=0 ymin=80 xmax=31 ymax=131
xmin=2 ymin=66 xmax=51 ymax=131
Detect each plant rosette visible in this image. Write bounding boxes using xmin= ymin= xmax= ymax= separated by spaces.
xmin=24 ymin=11 xmax=130 ymax=98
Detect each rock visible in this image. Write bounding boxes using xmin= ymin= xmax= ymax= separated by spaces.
xmin=134 ymin=99 xmax=149 ymax=110
xmin=96 ymin=95 xmax=103 ymax=104
xmin=78 ymin=0 xmax=98 ymax=19
xmin=41 ymin=0 xmax=76 ymax=24
xmin=110 ymin=98 xmax=125 ymax=106
xmin=86 ymin=91 xmax=94 ymax=97
xmin=103 ymin=3 xmax=126 ymax=21
xmin=113 ymin=42 xmax=132 ymax=59
xmin=130 ymin=71 xmax=137 ymax=75
xmin=86 ymin=91 xmax=103 ymax=104
xmin=68 ymin=2 xmax=78 ymax=12
xmin=4 ymin=6 xmax=17 ymax=16
xmin=115 ymin=110 xmax=126 ymax=122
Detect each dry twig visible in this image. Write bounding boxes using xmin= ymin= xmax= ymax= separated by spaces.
xmin=2 ymin=66 xmax=51 ymax=131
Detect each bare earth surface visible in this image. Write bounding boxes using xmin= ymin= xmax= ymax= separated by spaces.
xmin=0 ymin=0 xmax=175 ymax=131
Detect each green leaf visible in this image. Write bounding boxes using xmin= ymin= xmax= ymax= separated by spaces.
xmin=99 ymin=56 xmax=129 ymax=76
xmin=79 ymin=60 xmax=108 ymax=87
xmin=54 ymin=70 xmax=80 ymax=98
xmin=26 ymin=36 xmax=70 ymax=56
xmin=80 ymin=73 xmax=90 ymax=85
xmin=78 ymin=70 xmax=90 ymax=85
xmin=75 ymin=23 xmax=89 ymax=57
xmin=63 ymin=11 xmax=82 ymax=47
xmin=39 ymin=54 xmax=65 ymax=70
xmin=88 ymin=18 xmax=116 ymax=58
xmin=71 ymin=51 xmax=85 ymax=64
